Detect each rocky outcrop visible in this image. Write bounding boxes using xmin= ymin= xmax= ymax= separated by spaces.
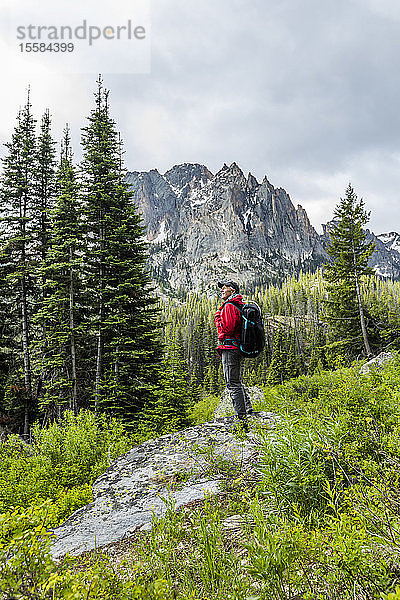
xmin=127 ymin=162 xmax=400 ymax=293
xmin=50 ymin=401 xmax=275 ymax=559
xmin=373 ymin=232 xmax=400 ymax=278
xmin=378 ymin=232 xmax=400 ymax=254
xmin=359 ymin=352 xmax=395 ymax=374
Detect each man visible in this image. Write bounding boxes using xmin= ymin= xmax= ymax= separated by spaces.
xmin=214 ymin=280 xmax=253 ymax=430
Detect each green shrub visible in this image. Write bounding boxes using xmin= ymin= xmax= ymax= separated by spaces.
xmin=254 ymin=418 xmax=336 ymax=520
xmin=190 ymin=394 xmax=219 ymax=424
xmin=0 ymin=502 xmax=173 ymax=599
xmin=32 ymin=410 xmax=133 ymax=486
xmin=383 ymin=587 xmax=400 ymax=599
xmin=0 ymin=411 xmax=133 ymax=523
xmin=0 ymin=501 xmax=59 ymax=599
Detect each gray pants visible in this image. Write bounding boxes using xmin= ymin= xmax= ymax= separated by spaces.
xmin=221 ymin=349 xmax=252 ymax=418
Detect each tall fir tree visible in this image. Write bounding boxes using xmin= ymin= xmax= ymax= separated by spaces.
xmin=80 ymin=76 xmax=161 ymax=423
xmin=0 ymin=91 xmax=37 ymax=435
xmin=31 ymin=109 xmax=57 ymax=405
xmin=266 ymin=327 xmax=288 ymax=385
xmin=36 ymin=126 xmax=82 ymax=419
xmin=324 ymin=184 xmax=375 ymax=358
xmin=142 ymin=330 xmax=191 ymax=434
xmin=33 ymin=109 xmax=57 ymax=266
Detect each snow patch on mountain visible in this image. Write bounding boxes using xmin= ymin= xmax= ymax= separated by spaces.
xmin=149 ymin=220 xmax=168 ymax=244
xmin=378 ymin=232 xmax=400 ymax=254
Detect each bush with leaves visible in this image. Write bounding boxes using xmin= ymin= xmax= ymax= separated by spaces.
xmin=0 ymin=410 xmax=134 ymax=523
xmin=0 ymin=502 xmax=174 ymax=600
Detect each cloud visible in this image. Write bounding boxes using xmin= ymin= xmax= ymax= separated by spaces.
xmin=1 ymin=0 xmax=400 ymax=234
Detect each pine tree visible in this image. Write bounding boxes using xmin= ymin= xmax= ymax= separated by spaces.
xmin=324 ymin=184 xmax=375 ymax=358
xmin=142 ymin=333 xmax=191 ymax=434
xmin=33 ymin=109 xmax=57 ymax=267
xmin=0 ymin=92 xmax=37 ymax=435
xmin=37 ymin=126 xmax=82 ymax=418
xmin=31 ymin=109 xmax=57 ymax=406
xmin=308 ymin=324 xmax=327 ymax=374
xmin=80 ymin=76 xmax=161 ymax=422
xmin=266 ymin=327 xmax=287 ymax=385
xmin=285 ymin=334 xmax=301 ymax=379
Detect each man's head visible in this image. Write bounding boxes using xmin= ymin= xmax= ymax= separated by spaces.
xmin=218 ymin=280 xmax=239 ymax=301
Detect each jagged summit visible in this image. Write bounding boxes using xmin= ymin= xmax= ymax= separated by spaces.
xmin=247 ymin=172 xmax=259 ymax=188
xmin=164 ymin=163 xmax=212 ymax=189
xmin=378 ymin=232 xmax=400 ymax=253
xmin=126 ymin=163 xmax=400 ymax=292
xmin=126 ymin=162 xmax=326 ymax=291
xmin=228 ymin=161 xmax=243 ymax=173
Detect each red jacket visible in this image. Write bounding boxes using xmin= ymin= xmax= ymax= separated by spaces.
xmin=214 ymin=294 xmax=244 ymax=355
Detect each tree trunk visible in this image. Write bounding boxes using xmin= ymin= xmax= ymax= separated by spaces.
xmin=21 ymin=275 xmax=32 ymax=437
xmin=69 ymin=247 xmax=77 ymax=413
xmin=352 ymin=244 xmax=372 ymax=357
xmin=94 ymin=310 xmax=103 ymax=412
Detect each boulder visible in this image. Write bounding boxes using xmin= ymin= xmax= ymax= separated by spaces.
xmin=50 ymin=409 xmax=275 ymax=559
xmin=359 ymin=352 xmax=395 ymax=374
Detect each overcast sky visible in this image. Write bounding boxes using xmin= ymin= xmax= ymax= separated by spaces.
xmin=1 ymin=0 xmax=400 ymax=234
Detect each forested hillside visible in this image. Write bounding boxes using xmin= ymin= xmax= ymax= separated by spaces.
xmin=161 ymin=270 xmax=400 ymax=395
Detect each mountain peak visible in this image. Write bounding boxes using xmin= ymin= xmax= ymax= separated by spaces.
xmin=378 ymin=232 xmax=400 ymax=254
xmin=247 ymin=172 xmax=259 ymax=189
xmin=261 ymin=174 xmax=271 ymax=185
xmin=229 ymin=161 xmax=244 ymax=175
xmin=126 ymin=163 xmax=400 ymax=290
xmin=163 ymin=163 xmax=213 ymax=197
xmin=215 ymin=161 xmax=246 ymax=182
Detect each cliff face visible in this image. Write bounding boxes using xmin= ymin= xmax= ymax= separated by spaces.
xmin=374 ymin=232 xmax=400 ymax=277
xmin=126 ymin=162 xmax=400 ymax=292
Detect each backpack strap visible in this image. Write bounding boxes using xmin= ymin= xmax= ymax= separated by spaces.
xmin=222 ymin=339 xmax=240 ymax=347
xmin=224 ymin=301 xmax=256 ymax=325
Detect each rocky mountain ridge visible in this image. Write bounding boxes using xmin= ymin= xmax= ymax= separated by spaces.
xmin=320 ymin=223 xmax=400 ymax=279
xmin=126 ymin=163 xmax=400 ymax=292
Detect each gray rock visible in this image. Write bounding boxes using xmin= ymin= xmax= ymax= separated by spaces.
xmin=126 ymin=162 xmax=400 ymax=293
xmin=127 ymin=162 xmax=327 ymax=293
xmin=50 ymin=410 xmax=275 ymax=559
xmin=359 ymin=352 xmax=395 ymax=374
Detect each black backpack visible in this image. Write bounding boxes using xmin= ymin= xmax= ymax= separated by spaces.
xmin=225 ymin=300 xmax=266 ymax=358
